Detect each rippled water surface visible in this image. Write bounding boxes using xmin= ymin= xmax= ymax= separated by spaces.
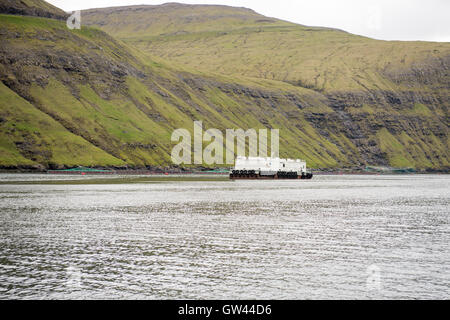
xmin=0 ymin=174 xmax=448 ymax=299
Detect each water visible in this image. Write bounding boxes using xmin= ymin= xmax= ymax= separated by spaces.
xmin=0 ymin=174 xmax=448 ymax=300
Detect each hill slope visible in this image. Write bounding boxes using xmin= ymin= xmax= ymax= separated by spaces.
xmin=83 ymin=3 xmax=450 ymax=92
xmin=0 ymin=13 xmax=357 ymax=169
xmin=0 ymin=2 xmax=448 ymax=170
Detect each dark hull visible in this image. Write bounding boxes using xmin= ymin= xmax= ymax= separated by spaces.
xmin=230 ymin=173 xmax=313 ymax=180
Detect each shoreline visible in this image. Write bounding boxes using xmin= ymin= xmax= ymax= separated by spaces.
xmin=0 ymin=160 xmax=449 ymax=176
xmin=0 ymin=172 xmax=448 ymax=186
xmin=0 ymin=169 xmax=448 ymax=177
xmin=0 ymin=168 xmax=448 ymax=175
xmin=0 ymin=170 xmax=448 ymax=175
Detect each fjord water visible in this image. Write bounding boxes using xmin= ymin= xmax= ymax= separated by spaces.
xmin=0 ymin=175 xmax=448 ymax=300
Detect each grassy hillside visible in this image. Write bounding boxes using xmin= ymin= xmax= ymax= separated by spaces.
xmin=0 ymin=2 xmax=448 ymax=170
xmin=0 ymin=14 xmax=352 ymax=169
xmin=83 ymin=3 xmax=294 ymax=37
xmin=83 ymin=4 xmax=450 ymax=92
xmin=0 ymin=0 xmax=68 ymax=20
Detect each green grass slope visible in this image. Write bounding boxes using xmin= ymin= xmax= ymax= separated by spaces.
xmin=0 ymin=81 xmax=124 ymax=168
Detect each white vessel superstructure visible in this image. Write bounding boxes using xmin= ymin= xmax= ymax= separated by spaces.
xmin=231 ymin=156 xmax=313 ymax=179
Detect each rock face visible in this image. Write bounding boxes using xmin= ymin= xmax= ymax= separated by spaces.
xmin=0 ymin=2 xmax=448 ymax=171
xmin=0 ymin=0 xmax=68 ymax=20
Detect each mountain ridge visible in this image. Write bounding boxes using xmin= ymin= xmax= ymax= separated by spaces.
xmin=82 ymin=4 xmax=449 ymax=91
xmin=0 ymin=1 xmax=448 ymax=171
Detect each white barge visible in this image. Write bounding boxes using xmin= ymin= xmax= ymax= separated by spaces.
xmin=230 ymin=156 xmax=313 ymax=180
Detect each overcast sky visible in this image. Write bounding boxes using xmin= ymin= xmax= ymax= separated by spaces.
xmin=47 ymin=0 xmax=450 ymax=42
